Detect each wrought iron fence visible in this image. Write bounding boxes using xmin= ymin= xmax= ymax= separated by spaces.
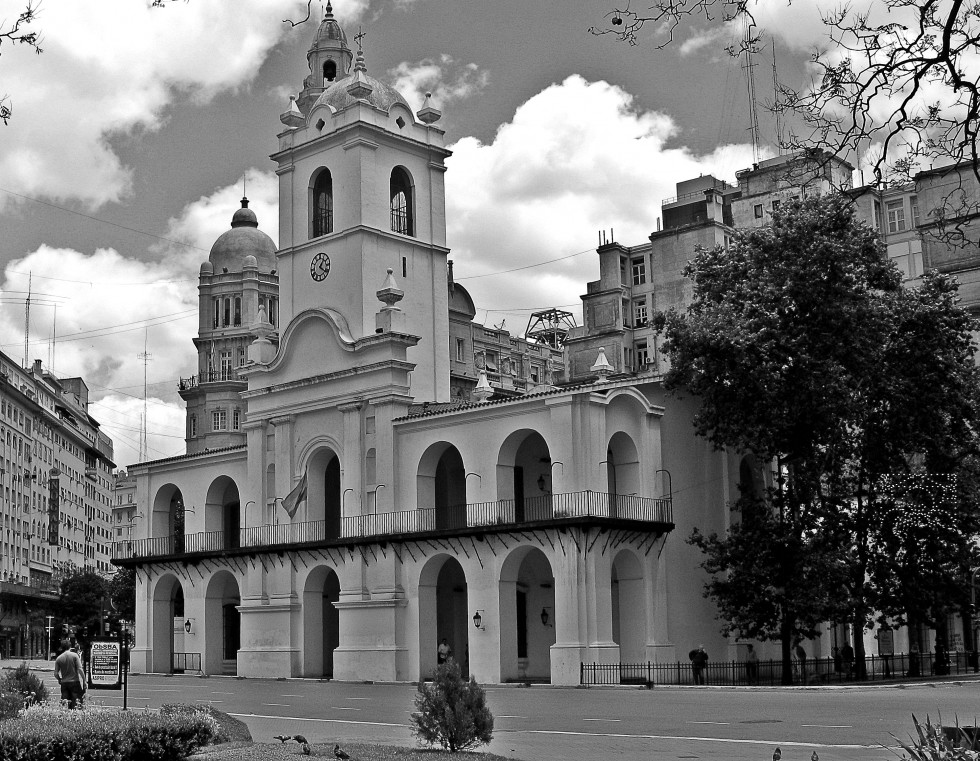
xmin=581 ymin=652 xmax=980 ymax=686
xmin=172 ymin=652 xmax=202 ymax=674
xmin=112 ymin=491 xmax=673 ymax=560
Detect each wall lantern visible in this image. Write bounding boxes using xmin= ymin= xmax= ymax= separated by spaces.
xmin=184 ymin=619 xmax=192 ymax=634
xmin=541 ymin=607 xmax=553 ymax=627
xmin=472 ymin=610 xmax=485 ymax=631
xmin=537 ymin=474 xmax=546 ymax=492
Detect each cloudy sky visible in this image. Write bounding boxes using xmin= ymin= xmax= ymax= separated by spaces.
xmin=0 ymin=0 xmax=834 ymax=467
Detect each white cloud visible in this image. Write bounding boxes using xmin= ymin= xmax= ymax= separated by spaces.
xmin=389 ymin=55 xmax=489 ymax=113
xmin=0 ymin=172 xmax=278 ymax=467
xmin=679 ymin=26 xmax=734 ymax=57
xmin=0 ymin=0 xmax=314 ymax=210
xmin=444 ymin=75 xmax=756 ymax=324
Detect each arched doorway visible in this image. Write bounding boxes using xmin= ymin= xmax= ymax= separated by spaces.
xmin=205 ymin=476 xmax=240 ymax=550
xmin=418 ymin=555 xmax=469 ymax=678
xmin=496 ymin=430 xmax=552 ymax=523
xmin=150 ymin=574 xmax=184 ymax=674
xmin=303 ymin=566 xmax=340 ymax=677
xmin=204 ymin=571 xmax=240 ymax=676
xmin=151 ymin=485 xmax=185 ymax=554
xmin=307 ymin=448 xmax=342 ymax=539
xmin=417 ymin=444 xmax=466 ymax=530
xmin=499 ymin=547 xmax=555 ymax=682
xmin=607 ymin=432 xmax=640 ymax=518
xmin=611 ymin=550 xmax=646 ymax=662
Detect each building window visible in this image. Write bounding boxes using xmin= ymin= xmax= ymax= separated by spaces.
xmin=530 ymin=365 xmax=539 ymax=384
xmin=232 ymin=408 xmax=241 ymax=430
xmin=873 ymin=200 xmax=883 ymax=231
xmin=887 ymin=200 xmax=906 ymax=233
xmin=234 ymin=297 xmax=242 ymax=326
xmin=390 ymin=167 xmax=414 ymax=236
xmin=633 ymin=299 xmax=648 ymax=327
xmin=189 ymin=416 xmax=197 ymax=438
xmin=910 ymin=195 xmax=920 ymax=228
xmin=312 ymin=169 xmax=333 ymax=238
xmin=636 ymin=340 xmax=650 ymax=367
xmin=220 ymin=352 xmax=233 ymax=380
xmin=753 ymin=203 xmax=763 ymax=219
xmin=455 ymin=338 xmax=465 ymax=362
xmin=213 ymin=299 xmax=220 ymax=328
xmin=223 ymin=298 xmax=231 ymax=327
xmin=771 ymin=199 xmax=781 ymax=211
xmin=212 ymin=409 xmax=227 ymax=431
xmin=631 ymin=257 xmax=646 ymax=286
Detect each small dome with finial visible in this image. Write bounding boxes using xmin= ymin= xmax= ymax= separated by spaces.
xmin=209 ymin=196 xmax=277 ymax=274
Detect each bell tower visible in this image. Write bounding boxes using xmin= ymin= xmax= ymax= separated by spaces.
xmin=273 ymin=15 xmax=451 ymax=402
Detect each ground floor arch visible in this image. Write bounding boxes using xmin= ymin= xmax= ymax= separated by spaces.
xmin=302 ymin=565 xmax=340 ymax=677
xmin=150 ymin=574 xmax=184 ymax=674
xmin=611 ymin=549 xmax=646 ymax=661
xmin=499 ymin=546 xmax=555 ymax=682
xmin=418 ymin=554 xmax=470 ymax=678
xmin=204 ymin=571 xmax=241 ymax=676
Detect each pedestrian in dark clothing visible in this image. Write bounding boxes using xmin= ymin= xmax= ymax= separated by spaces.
xmin=832 ymin=646 xmax=842 ymax=674
xmin=744 ymin=644 xmax=759 ymax=684
xmin=794 ymin=643 xmax=808 ymax=684
xmin=841 ymin=643 xmax=854 ymax=677
xmin=689 ymin=644 xmax=709 ymax=685
xmin=54 ymin=641 xmax=85 ymax=708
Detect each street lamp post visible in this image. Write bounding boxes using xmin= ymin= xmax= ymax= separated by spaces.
xmin=971 ymin=566 xmax=980 ymax=673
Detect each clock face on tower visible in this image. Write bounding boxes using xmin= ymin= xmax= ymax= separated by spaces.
xmin=310 ymin=252 xmax=331 ymax=281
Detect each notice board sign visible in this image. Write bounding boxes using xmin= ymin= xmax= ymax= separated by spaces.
xmin=89 ymin=641 xmax=121 ymax=690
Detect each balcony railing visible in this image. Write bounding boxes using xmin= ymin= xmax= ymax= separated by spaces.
xmin=112 ymin=491 xmax=672 ymax=560
xmin=178 ymin=368 xmax=243 ymax=390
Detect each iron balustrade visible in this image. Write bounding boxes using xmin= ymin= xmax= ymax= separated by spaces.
xmin=172 ymin=652 xmax=202 ymax=674
xmin=112 ymin=491 xmax=672 ymax=560
xmin=581 ymin=652 xmax=980 ymax=686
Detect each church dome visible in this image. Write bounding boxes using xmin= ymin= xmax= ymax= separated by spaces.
xmin=314 ymin=72 xmax=411 ymax=114
xmin=209 ymin=197 xmax=277 ymax=274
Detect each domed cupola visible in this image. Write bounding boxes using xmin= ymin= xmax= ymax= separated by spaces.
xmin=209 ymin=197 xmax=277 ymax=274
xmin=313 ymin=38 xmax=411 ymax=114
xmin=298 ymin=1 xmax=353 ymax=114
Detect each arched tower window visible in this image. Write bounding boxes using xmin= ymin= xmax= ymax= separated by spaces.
xmin=323 ymin=60 xmax=337 ymax=83
xmin=312 ymin=169 xmax=333 ymax=238
xmin=234 ymin=297 xmax=242 ymax=326
xmin=390 ymin=167 xmax=414 ymax=236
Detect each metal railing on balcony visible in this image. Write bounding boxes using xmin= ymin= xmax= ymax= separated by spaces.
xmin=112 ymin=491 xmax=672 ymax=560
xmin=178 ymin=368 xmax=243 ymax=390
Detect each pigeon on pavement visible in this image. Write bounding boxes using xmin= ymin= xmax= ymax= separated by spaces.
xmin=773 ymin=748 xmax=782 ymax=761
xmin=273 ymin=735 xmax=291 ymax=744
xmin=335 ymin=745 xmax=352 ymax=760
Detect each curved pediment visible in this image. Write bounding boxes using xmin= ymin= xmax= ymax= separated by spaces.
xmin=262 ymin=307 xmax=357 ymax=381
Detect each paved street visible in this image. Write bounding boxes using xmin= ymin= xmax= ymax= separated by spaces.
xmin=12 ymin=663 xmax=979 ymax=761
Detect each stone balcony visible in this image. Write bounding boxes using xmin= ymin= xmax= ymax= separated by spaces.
xmin=112 ymin=490 xmax=673 ymax=561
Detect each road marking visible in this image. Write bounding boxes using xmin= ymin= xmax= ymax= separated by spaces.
xmin=133 ymin=688 xmax=182 ymax=692
xmin=801 ymin=724 xmax=852 ymax=728
xmin=497 ymin=715 xmax=527 ymax=719
xmin=230 ymin=713 xmax=405 ymax=728
xmin=280 ymin=695 xmax=304 ymax=698
xmin=583 ymin=718 xmax=622 ymax=723
xmin=330 ymin=707 xmax=361 ymax=711
xmin=689 ymin=721 xmax=731 ymax=725
xmin=262 ymin=703 xmax=291 ymax=707
xmin=196 ymin=700 xmax=223 ymax=703
xmin=525 ymin=730 xmax=873 ymax=750
xmin=211 ymin=692 xmax=235 ymax=695
xmin=345 ymin=697 xmax=370 ymax=700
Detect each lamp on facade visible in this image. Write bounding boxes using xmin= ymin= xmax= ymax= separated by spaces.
xmin=540 ymin=607 xmax=553 ymax=627
xmin=184 ymin=619 xmax=193 ymax=635
xmin=537 ymin=474 xmax=547 ymax=492
xmin=472 ymin=610 xmax=485 ymax=631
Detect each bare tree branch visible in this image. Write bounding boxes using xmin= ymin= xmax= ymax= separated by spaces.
xmin=0 ymin=0 xmax=43 ymax=125
xmin=283 ymin=0 xmax=313 ymax=28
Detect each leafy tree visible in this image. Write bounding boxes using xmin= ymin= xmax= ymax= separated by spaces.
xmin=592 ymin=0 xmax=980 ymax=242
xmin=656 ymin=193 xmax=980 ymax=681
xmin=410 ymin=659 xmax=494 ymax=752
xmin=109 ymin=567 xmax=137 ymax=621
xmin=58 ymin=571 xmax=110 ymax=641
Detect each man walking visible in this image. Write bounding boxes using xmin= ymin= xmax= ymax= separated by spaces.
xmin=54 ymin=640 xmax=85 ymax=708
xmin=689 ymin=644 xmax=709 ymax=685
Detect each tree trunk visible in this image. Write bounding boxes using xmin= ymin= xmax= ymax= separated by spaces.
xmin=853 ymin=608 xmax=867 ymax=680
xmin=780 ymin=615 xmax=794 ymax=685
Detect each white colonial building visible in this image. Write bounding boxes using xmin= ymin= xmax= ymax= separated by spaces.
xmin=116 ymin=7 xmax=743 ymax=685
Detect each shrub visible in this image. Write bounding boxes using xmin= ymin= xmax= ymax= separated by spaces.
xmin=0 ymin=663 xmax=48 ymax=712
xmin=0 ymin=703 xmax=221 ymax=760
xmin=893 ymin=714 xmax=980 ymax=760
xmin=410 ymin=659 xmax=494 ymax=752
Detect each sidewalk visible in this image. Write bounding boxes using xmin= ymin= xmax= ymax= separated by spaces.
xmin=1 ymin=658 xmax=55 ymax=672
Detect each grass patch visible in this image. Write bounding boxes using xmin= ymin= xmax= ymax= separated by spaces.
xmin=191 ymin=741 xmax=515 ymax=761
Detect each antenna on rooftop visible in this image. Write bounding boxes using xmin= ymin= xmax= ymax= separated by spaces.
xmin=741 ymin=15 xmax=761 ymax=164
xmin=138 ymin=330 xmax=152 ymax=463
xmin=772 ymin=42 xmax=783 ymax=154
xmin=23 ymin=272 xmax=31 ymax=368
